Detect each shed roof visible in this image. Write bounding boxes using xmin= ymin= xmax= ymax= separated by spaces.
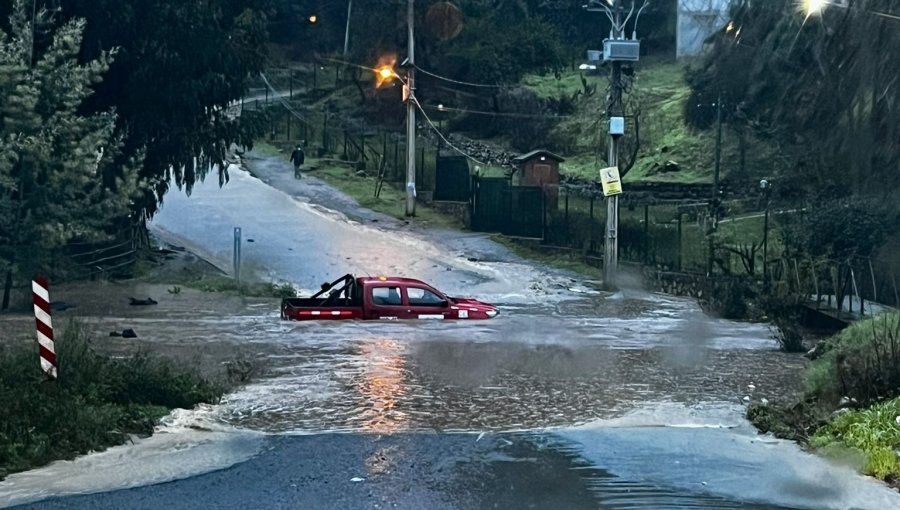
xmin=512 ymin=150 xmax=565 ymax=164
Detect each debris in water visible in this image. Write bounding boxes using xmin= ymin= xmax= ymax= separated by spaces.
xmin=350 ymin=477 xmax=365 ymax=483
xmin=476 ymin=432 xmax=485 ymax=442
xmin=129 ymin=297 xmax=158 ymax=306
xmin=50 ymin=301 xmax=73 ymax=312
xmin=109 ymin=329 xmax=138 ymax=339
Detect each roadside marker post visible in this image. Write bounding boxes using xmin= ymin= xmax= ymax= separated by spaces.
xmin=234 ymin=227 xmax=242 ymax=289
xmin=32 ymin=277 xmax=57 ymax=380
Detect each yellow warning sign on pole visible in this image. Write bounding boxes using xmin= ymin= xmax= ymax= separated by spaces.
xmin=600 ymin=166 xmax=622 ymax=196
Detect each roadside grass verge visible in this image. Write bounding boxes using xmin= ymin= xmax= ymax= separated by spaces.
xmin=308 ymin=160 xmax=464 ymax=230
xmin=805 ymin=312 xmax=900 ymax=407
xmin=489 ymin=235 xmax=604 ymax=280
xmin=748 ymin=312 xmax=900 ymax=487
xmin=809 ymin=397 xmax=900 ymax=483
xmin=0 ymin=322 xmax=226 ymax=480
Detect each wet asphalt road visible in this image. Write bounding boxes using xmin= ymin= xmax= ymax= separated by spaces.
xmin=4 ymin=156 xmax=900 ymax=509
xmin=13 ymin=433 xmax=800 ymax=510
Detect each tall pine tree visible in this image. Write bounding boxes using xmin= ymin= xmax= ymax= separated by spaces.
xmin=0 ymin=0 xmax=142 ymax=309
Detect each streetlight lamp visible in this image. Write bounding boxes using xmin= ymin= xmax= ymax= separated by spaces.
xmin=759 ymin=179 xmax=771 ymax=286
xmin=802 ymin=0 xmax=830 ymax=16
xmin=373 ymin=61 xmax=417 ymax=217
xmin=801 ymin=0 xmax=900 ymax=21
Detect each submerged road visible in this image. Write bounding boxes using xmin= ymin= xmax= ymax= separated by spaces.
xmin=3 ymin=158 xmax=899 ymax=510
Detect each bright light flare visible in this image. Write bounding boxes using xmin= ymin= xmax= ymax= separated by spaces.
xmin=373 ymin=61 xmax=400 ymax=88
xmin=377 ymin=66 xmax=394 ymax=80
xmin=801 ymin=0 xmax=828 ymax=17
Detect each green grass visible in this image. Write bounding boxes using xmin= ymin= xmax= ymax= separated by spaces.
xmin=526 ymin=58 xmax=785 ymax=185
xmin=313 ymin=160 xmax=464 ymax=230
xmin=490 ymin=235 xmax=604 ymax=280
xmin=250 ymin=140 xmax=284 ymax=157
xmin=189 ymin=274 xmax=297 ymax=298
xmin=522 ymin=70 xmax=593 ymax=100
xmin=0 ymin=323 xmax=226 ymax=480
xmin=804 ymin=312 xmax=900 ymax=405
xmin=810 ymin=397 xmax=900 ymax=481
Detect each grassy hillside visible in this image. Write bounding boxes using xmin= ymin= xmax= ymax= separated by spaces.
xmin=255 ymin=54 xmax=783 ymax=190
xmin=523 ymin=57 xmax=782 ymax=185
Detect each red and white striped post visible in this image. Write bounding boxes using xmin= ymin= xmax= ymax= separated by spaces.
xmin=32 ymin=277 xmax=57 ymax=379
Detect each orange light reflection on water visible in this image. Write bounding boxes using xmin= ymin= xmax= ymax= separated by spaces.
xmin=355 ymin=338 xmax=409 ymax=435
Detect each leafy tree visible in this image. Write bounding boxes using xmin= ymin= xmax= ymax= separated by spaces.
xmin=686 ymin=0 xmax=900 ymax=197
xmin=0 ymin=0 xmax=143 ymax=308
xmin=2 ymin=0 xmax=273 ymax=218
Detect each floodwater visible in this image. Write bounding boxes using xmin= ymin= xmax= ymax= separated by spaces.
xmin=3 ymin=163 xmax=899 ymax=509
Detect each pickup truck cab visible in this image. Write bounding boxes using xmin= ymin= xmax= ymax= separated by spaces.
xmin=281 ymin=274 xmax=498 ymax=321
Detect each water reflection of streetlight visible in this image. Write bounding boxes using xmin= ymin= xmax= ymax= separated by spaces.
xmin=356 ymin=338 xmax=408 ymax=435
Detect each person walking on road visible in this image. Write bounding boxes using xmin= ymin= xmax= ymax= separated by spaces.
xmin=290 ymin=145 xmax=305 ymax=179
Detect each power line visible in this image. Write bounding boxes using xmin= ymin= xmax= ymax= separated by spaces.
xmin=258 ymin=72 xmax=314 ymax=127
xmin=413 ymin=65 xmax=509 ymax=89
xmin=422 ymin=104 xmax=573 ymax=119
xmin=414 ymin=98 xmax=488 ymax=167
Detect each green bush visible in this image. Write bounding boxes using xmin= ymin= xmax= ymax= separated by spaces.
xmin=194 ymin=275 xmax=296 ymax=298
xmin=756 ymin=291 xmax=808 ymax=352
xmin=805 ymin=312 xmax=900 ymax=406
xmin=810 ymin=397 xmax=900 ymax=481
xmin=0 ymin=323 xmax=224 ymax=479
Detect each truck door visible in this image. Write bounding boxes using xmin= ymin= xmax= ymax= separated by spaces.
xmin=368 ymin=285 xmax=409 ymax=320
xmin=405 ymin=286 xmax=452 ymax=320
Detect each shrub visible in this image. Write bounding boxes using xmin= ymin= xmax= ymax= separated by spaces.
xmin=757 ymin=291 xmax=808 ymax=352
xmin=805 ymin=312 xmax=900 ymax=406
xmin=0 ymin=323 xmax=225 ymax=479
xmin=702 ymin=278 xmax=753 ymax=320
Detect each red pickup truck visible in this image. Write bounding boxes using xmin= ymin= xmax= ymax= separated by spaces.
xmin=281 ymin=274 xmax=499 ymax=321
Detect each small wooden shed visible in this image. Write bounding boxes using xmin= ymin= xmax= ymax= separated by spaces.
xmin=512 ymin=149 xmax=565 ymax=209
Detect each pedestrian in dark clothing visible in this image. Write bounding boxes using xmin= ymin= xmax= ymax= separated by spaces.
xmin=290 ymin=145 xmax=305 ymax=179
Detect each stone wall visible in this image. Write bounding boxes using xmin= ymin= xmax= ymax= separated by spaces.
xmin=431 ymin=201 xmax=470 ymax=226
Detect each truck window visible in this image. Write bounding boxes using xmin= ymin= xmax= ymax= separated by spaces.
xmin=407 ymin=288 xmax=445 ymax=306
xmin=372 ymin=286 xmax=402 ymax=306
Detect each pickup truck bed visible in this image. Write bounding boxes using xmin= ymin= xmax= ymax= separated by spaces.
xmin=281 ymin=297 xmax=363 ymax=320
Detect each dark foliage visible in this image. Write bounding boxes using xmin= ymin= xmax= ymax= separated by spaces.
xmin=6 ymin=1 xmax=274 ymax=218
xmin=685 ymin=0 xmax=900 ymax=197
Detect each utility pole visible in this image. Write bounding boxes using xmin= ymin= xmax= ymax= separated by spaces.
xmin=343 ymin=0 xmax=353 ymax=58
xmin=604 ymin=0 xmax=624 ymax=289
xmin=404 ymin=0 xmax=417 ymax=216
xmin=708 ymin=92 xmax=722 ymax=275
xmin=586 ymin=0 xmax=644 ymax=289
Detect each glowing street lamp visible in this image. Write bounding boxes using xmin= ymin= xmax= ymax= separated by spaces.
xmin=376 ymin=65 xmax=396 ymax=81
xmin=802 ymin=0 xmax=829 ymax=17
